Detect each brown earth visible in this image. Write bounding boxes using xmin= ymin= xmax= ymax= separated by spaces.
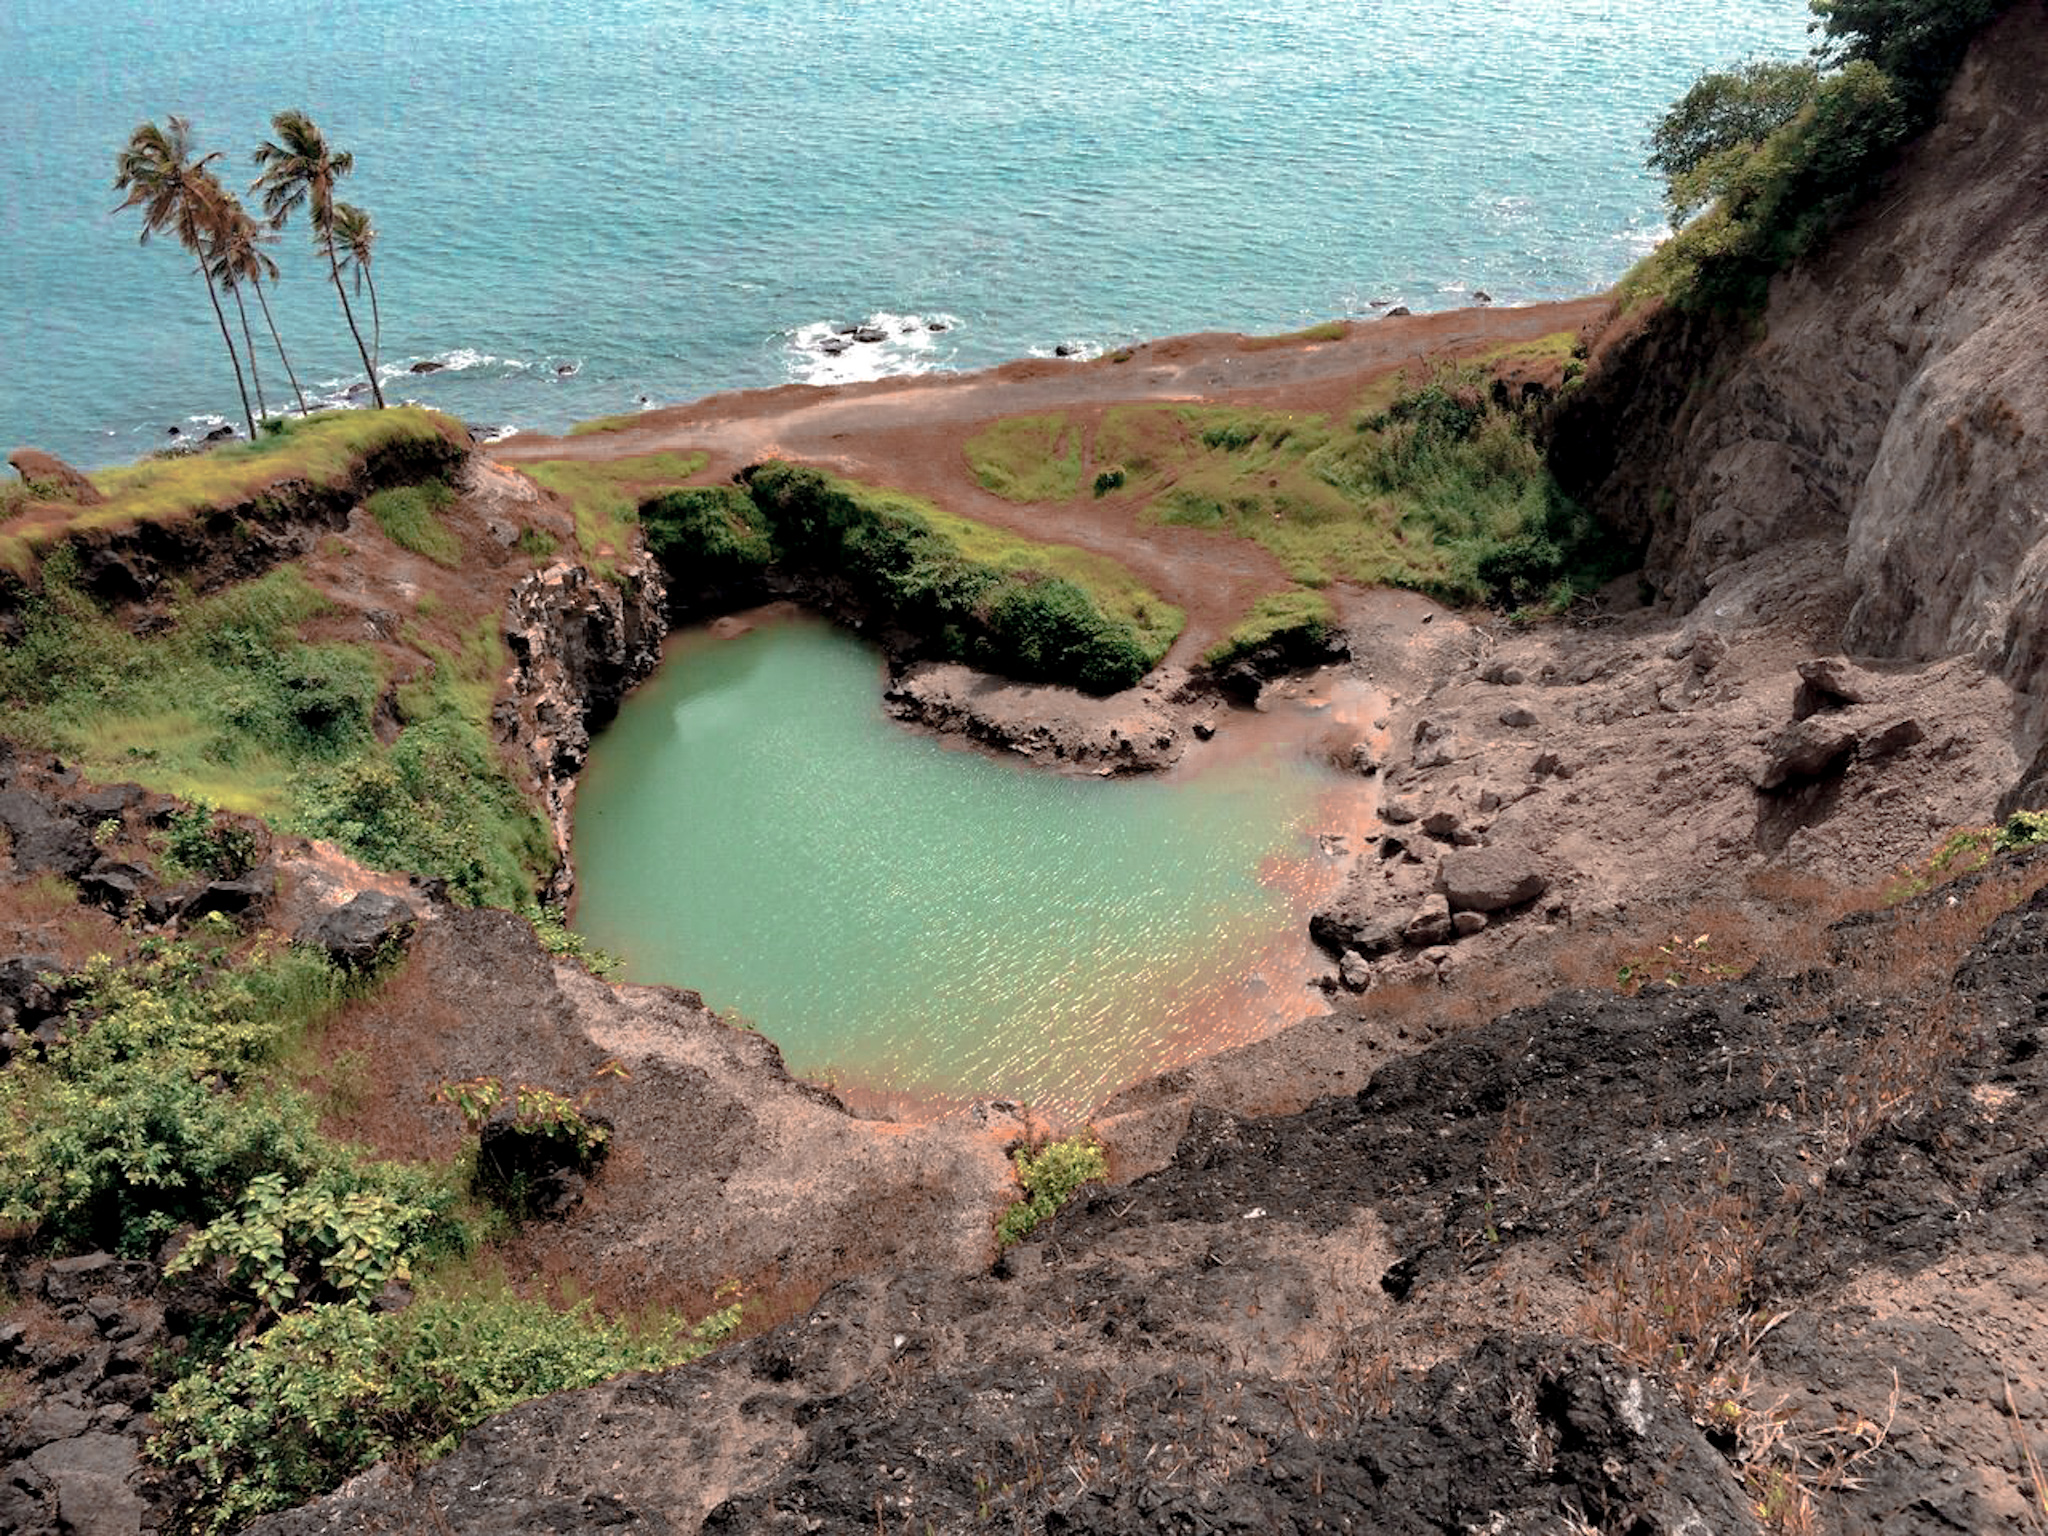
xmin=495 ymin=299 xmax=1607 ymax=666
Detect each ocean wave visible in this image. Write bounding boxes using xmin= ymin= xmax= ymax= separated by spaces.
xmin=783 ymin=311 xmax=961 ymax=387
xmin=1025 ymin=339 xmax=1103 ymax=362
xmin=375 ymin=347 xmax=523 ymax=382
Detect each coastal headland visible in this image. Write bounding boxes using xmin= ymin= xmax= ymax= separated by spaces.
xmin=4 ymin=4 xmax=2048 ymax=1530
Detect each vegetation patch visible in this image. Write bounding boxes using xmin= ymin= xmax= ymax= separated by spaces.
xmin=365 ymin=477 xmax=461 ymax=566
xmin=964 ymin=412 xmax=1085 ymax=502
xmin=1204 ymin=589 xmax=1335 ymax=667
xmin=82 ymin=409 xmax=460 ymax=532
xmin=1239 ymin=318 xmax=1349 ymax=349
xmin=519 ymin=450 xmax=709 ymax=576
xmin=1625 ymin=0 xmax=2013 ymax=311
xmin=1040 ymin=366 xmax=1626 ymax=607
xmin=995 ymin=1133 xmax=1108 ymax=1246
xmin=739 ymin=463 xmax=1182 ymax=692
xmin=155 ymin=1283 xmax=740 ymax=1534
xmin=566 ymin=411 xmax=646 ymax=437
xmin=0 ymin=554 xmax=548 ymax=904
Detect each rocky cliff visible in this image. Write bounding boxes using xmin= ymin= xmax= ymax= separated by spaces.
xmin=1554 ymin=0 xmax=2048 ymax=782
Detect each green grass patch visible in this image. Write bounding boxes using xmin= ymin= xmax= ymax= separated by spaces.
xmin=1040 ymin=370 xmax=1629 ymax=606
xmin=155 ymin=1283 xmax=739 ymax=1533
xmin=565 ymin=411 xmax=646 ymax=437
xmin=519 ymin=451 xmax=709 ymax=576
xmin=1240 ymin=319 xmax=1349 ymax=349
xmin=996 ymin=1133 xmax=1108 ymax=1246
xmin=963 ymin=412 xmax=1085 ymax=503
xmin=366 ymin=478 xmax=461 ymax=567
xmin=1205 ymin=590 xmax=1335 ymax=667
xmin=0 ymin=554 xmax=549 ymax=903
xmin=78 ymin=408 xmax=462 ymax=531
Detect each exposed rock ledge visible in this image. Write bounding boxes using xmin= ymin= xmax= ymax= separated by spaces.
xmin=883 ymin=659 xmax=1198 ymax=775
xmin=503 ymin=551 xmax=670 ymax=904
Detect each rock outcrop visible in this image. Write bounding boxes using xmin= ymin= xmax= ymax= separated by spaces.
xmin=1553 ymin=4 xmax=2048 ymax=761
xmin=503 ymin=552 xmax=669 ymax=903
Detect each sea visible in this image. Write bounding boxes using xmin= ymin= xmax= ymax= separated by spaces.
xmin=1 ymin=0 xmax=1811 ymax=469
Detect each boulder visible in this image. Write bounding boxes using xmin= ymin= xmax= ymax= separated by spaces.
xmin=1385 ymin=305 xmax=1412 ymax=317
xmin=1436 ymin=848 xmax=1549 ymax=913
xmin=1421 ymin=809 xmax=1462 ymax=840
xmin=79 ymin=861 xmax=146 ymax=916
xmin=1053 ymin=342 xmax=1081 ymax=358
xmin=818 ymin=336 xmax=852 ymax=356
xmin=0 ymin=789 xmax=95 ymax=880
xmin=1380 ymin=796 xmax=1420 ymax=825
xmin=302 ymin=890 xmax=417 ymax=970
xmin=1791 ymin=655 xmax=1874 ymax=719
xmin=1309 ymin=889 xmax=1404 ymax=958
xmin=1452 ymin=910 xmax=1489 ymax=938
xmin=178 ymin=874 xmax=269 ymax=924
xmin=409 ymin=360 xmax=448 ymax=374
xmin=8 ymin=448 xmax=105 ymax=506
xmin=28 ymin=1432 xmax=146 ymax=1536
xmin=1498 ymin=705 xmax=1539 ymax=728
xmin=1339 ymin=951 xmax=1374 ymax=991
xmin=853 ymin=326 xmax=888 ymax=344
xmin=1479 ymin=661 xmax=1526 ymax=685
xmin=1403 ymin=894 xmax=1454 ymax=947
xmin=1756 ymin=719 xmax=1861 ymax=790
xmin=1861 ymin=716 xmax=1925 ymax=758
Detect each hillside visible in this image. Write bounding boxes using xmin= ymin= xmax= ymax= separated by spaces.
xmin=2 ymin=7 xmax=2046 ymax=1534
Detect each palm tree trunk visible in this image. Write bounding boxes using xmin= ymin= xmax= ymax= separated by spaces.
xmin=324 ymin=230 xmax=385 ymax=408
xmin=201 ymin=267 xmax=258 ymax=441
xmin=365 ymin=270 xmax=382 ymax=379
xmin=231 ymin=283 xmax=269 ymax=423
xmin=253 ymin=279 xmax=311 ymax=416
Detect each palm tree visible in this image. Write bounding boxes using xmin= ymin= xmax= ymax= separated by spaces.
xmin=331 ymin=202 xmax=382 ymax=382
xmin=195 ymin=176 xmax=269 ymax=424
xmin=113 ymin=117 xmax=258 ymax=441
xmin=209 ymin=186 xmax=310 ymax=417
xmin=251 ymin=110 xmax=384 ymax=408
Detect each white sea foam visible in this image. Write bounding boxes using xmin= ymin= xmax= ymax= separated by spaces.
xmin=375 ymin=347 xmax=520 ymax=382
xmin=784 ymin=311 xmax=961 ymax=387
xmin=1024 ymin=339 xmax=1103 ymax=363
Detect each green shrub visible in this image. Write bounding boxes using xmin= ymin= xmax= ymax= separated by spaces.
xmin=522 ymin=902 xmax=622 ymax=977
xmin=1994 ymin=809 xmax=2048 ymax=854
xmin=995 ymin=1134 xmax=1108 ymax=1247
xmin=739 ymin=463 xmax=1172 ymax=693
xmin=166 ymin=1171 xmax=439 ymax=1311
xmin=639 ymin=486 xmax=775 ymax=581
xmin=160 ymin=802 xmax=259 ymax=879
xmin=1632 ymin=0 xmax=2011 ymax=311
xmin=365 ymin=479 xmax=461 ymax=567
xmin=0 ymin=941 xmax=460 ymax=1257
xmin=154 ymin=1289 xmax=741 ymax=1534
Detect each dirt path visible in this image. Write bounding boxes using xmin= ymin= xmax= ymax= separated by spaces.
xmin=492 ymin=299 xmax=1609 ymax=662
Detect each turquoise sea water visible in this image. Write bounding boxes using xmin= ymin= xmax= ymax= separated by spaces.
xmin=571 ymin=618 xmax=1351 ymax=1114
xmin=4 ymin=0 xmax=1810 ymax=466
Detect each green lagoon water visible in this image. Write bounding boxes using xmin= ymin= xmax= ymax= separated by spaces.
xmin=571 ymin=618 xmax=1345 ymax=1114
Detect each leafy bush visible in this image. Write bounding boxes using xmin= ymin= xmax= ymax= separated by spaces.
xmin=154 ymin=1289 xmax=741 ymax=1534
xmin=738 ymin=463 xmax=1171 ymax=693
xmin=160 ymin=802 xmax=259 ymax=879
xmin=166 ymin=1171 xmax=439 ymax=1310
xmin=639 ymin=486 xmax=775 ymax=582
xmin=996 ymin=1133 xmax=1108 ymax=1246
xmin=0 ymin=941 xmax=459 ymax=1257
xmin=1633 ymin=0 xmax=2012 ymax=310
xmin=522 ymin=902 xmax=622 ymax=977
